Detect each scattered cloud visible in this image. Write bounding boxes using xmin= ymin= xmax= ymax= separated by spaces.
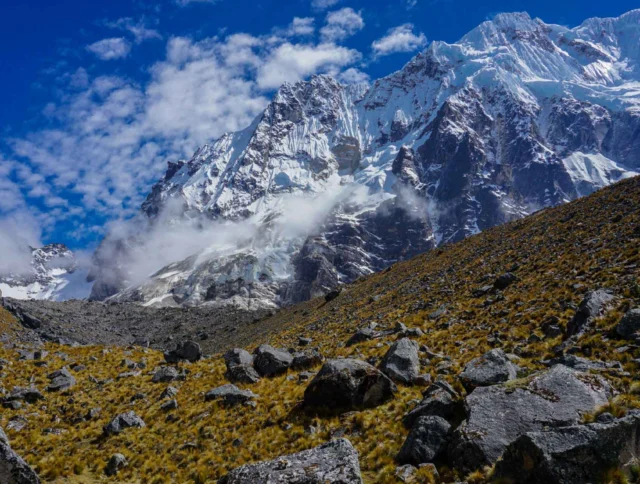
xmin=287 ymin=17 xmax=315 ymax=37
xmin=105 ymin=17 xmax=162 ymax=44
xmin=311 ymin=0 xmax=340 ymax=11
xmin=86 ymin=37 xmax=132 ymax=60
xmin=175 ymin=0 xmax=219 ymax=6
xmin=407 ymin=0 xmax=418 ymax=8
xmin=320 ymin=8 xmax=364 ymax=43
xmin=372 ymin=23 xmax=427 ymax=57
xmin=338 ymin=67 xmax=370 ymax=84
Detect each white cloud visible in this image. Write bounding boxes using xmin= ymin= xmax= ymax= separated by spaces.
xmin=106 ymin=17 xmax=162 ymax=44
xmin=320 ymin=8 xmax=364 ymax=42
xmin=311 ymin=0 xmax=340 ymax=10
xmin=372 ymin=24 xmax=427 ymax=57
xmin=287 ymin=17 xmax=315 ymax=37
xmin=257 ymin=42 xmax=361 ymax=89
xmin=86 ymin=37 xmax=132 ymax=60
xmin=338 ymin=67 xmax=370 ymax=84
xmin=175 ymin=0 xmax=219 ymax=6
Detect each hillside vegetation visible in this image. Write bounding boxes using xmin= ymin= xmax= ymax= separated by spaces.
xmin=2 ymin=176 xmax=640 ymax=483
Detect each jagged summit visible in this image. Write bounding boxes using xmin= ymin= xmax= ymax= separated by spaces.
xmin=88 ymin=9 xmax=640 ymax=309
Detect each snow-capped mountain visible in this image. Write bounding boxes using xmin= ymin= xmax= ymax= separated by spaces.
xmin=0 ymin=244 xmax=93 ymax=301
xmin=89 ymin=9 xmax=640 ymax=309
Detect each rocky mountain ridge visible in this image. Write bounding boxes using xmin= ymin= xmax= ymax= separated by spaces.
xmin=88 ymin=9 xmax=640 ymax=309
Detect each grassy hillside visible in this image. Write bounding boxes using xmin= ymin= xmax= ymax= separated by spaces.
xmin=1 ymin=176 xmax=640 ymax=483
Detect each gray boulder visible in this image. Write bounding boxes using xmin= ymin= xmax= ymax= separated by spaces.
xmin=291 ymin=349 xmax=323 ymax=371
xmin=0 ymin=426 xmax=41 ymax=483
xmin=152 ymin=366 xmax=179 ymax=383
xmin=164 ymin=340 xmax=202 ymax=363
xmin=205 ymin=384 xmax=258 ymax=406
xmin=403 ymin=381 xmax=462 ymax=429
xmin=397 ymin=416 xmax=451 ymax=466
xmin=566 ymin=289 xmax=614 ymax=338
xmin=304 ymin=359 xmax=396 ymax=412
xmin=105 ymin=453 xmax=128 ymax=477
xmin=345 ymin=328 xmax=378 ymax=347
xmin=253 ymin=345 xmax=293 ymax=376
xmin=5 ymin=388 xmax=44 ymax=404
xmin=219 ymin=438 xmax=362 ymax=483
xmin=224 ymin=348 xmax=254 ymax=368
xmin=103 ymin=411 xmax=146 ymax=435
xmin=160 ymin=386 xmax=178 ymax=400
xmin=616 ymin=308 xmax=640 ymax=340
xmin=379 ymin=338 xmax=420 ymax=384
xmin=224 ymin=348 xmax=260 ymax=384
xmin=449 ymin=365 xmax=611 ymax=473
xmin=458 ymin=348 xmax=517 ymax=391
xmin=494 ymin=272 xmax=517 ymax=290
xmin=46 ymin=368 xmax=76 ymax=392
xmin=494 ymin=411 xmax=640 ymax=483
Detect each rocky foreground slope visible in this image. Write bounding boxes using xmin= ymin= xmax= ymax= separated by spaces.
xmin=89 ymin=9 xmax=640 ymax=310
xmin=0 ymin=176 xmax=639 ymax=483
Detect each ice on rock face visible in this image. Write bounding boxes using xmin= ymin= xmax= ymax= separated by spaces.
xmin=83 ymin=10 xmax=640 ymax=309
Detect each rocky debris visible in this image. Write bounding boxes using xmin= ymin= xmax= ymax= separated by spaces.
xmin=394 ymin=464 xmax=417 ymax=482
xmin=219 ymin=438 xmax=362 ymax=483
xmin=223 ymin=348 xmax=261 ymax=384
xmin=46 ymin=368 xmax=76 ymax=392
xmin=298 ymin=337 xmax=312 ymax=346
xmin=103 ymin=411 xmax=146 ymax=435
xmin=253 ymin=345 xmax=293 ymax=377
xmin=403 ymin=381 xmax=462 ymax=429
xmin=397 ymin=416 xmax=451 ymax=466
xmin=449 ymin=365 xmax=612 ymax=473
xmin=224 ymin=348 xmax=254 ymax=367
xmin=544 ymin=354 xmax=618 ymax=371
xmin=152 ymin=366 xmax=179 ymax=383
xmin=616 ymin=308 xmax=640 ymax=340
xmin=5 ymin=387 xmax=44 ymax=404
xmin=160 ymin=386 xmax=178 ymax=400
xmin=345 ymin=328 xmax=378 ymax=347
xmin=291 ymin=349 xmax=323 ymax=371
xmin=493 ymin=272 xmax=517 ymax=290
xmin=0 ymin=425 xmax=41 ymax=483
xmin=205 ymin=384 xmax=258 ymax=406
xmin=494 ymin=411 xmax=640 ymax=483
xmin=565 ymin=289 xmax=615 ymax=338
xmin=458 ymin=348 xmax=518 ymax=391
xmin=164 ymin=340 xmax=202 ymax=363
xmin=379 ymin=338 xmax=420 ymax=384
xmin=160 ymin=399 xmax=178 ymax=411
xmin=304 ymin=359 xmax=396 ymax=412
xmin=105 ymin=453 xmax=128 ymax=477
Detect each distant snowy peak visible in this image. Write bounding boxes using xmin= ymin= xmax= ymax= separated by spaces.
xmin=88 ymin=9 xmax=640 ymax=309
xmin=0 ymin=244 xmax=93 ymax=301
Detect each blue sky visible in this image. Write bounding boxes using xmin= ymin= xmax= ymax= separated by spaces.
xmin=0 ymin=0 xmax=637 ymax=252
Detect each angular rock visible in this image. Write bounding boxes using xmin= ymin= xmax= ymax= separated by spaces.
xmin=493 ymin=272 xmax=517 ymax=290
xmin=105 ymin=453 xmax=128 ymax=477
xmin=403 ymin=381 xmax=462 ymax=429
xmin=565 ymin=289 xmax=614 ymax=338
xmin=160 ymin=386 xmax=178 ymax=400
xmin=494 ymin=411 xmax=640 ymax=484
xmin=164 ymin=340 xmax=202 ymax=363
xmin=298 ymin=337 xmax=312 ymax=346
xmin=379 ymin=338 xmax=420 ymax=384
xmin=449 ymin=365 xmax=612 ymax=473
xmin=160 ymin=399 xmax=178 ymax=411
xmin=616 ymin=308 xmax=640 ymax=340
xmin=291 ymin=349 xmax=323 ymax=371
xmin=225 ymin=364 xmax=261 ymax=384
xmin=205 ymin=384 xmax=258 ymax=406
xmin=224 ymin=348 xmax=254 ymax=368
xmin=397 ymin=416 xmax=451 ymax=466
xmin=253 ymin=345 xmax=293 ymax=376
xmin=0 ymin=426 xmax=41 ymax=484
xmin=46 ymin=368 xmax=76 ymax=392
xmin=345 ymin=328 xmax=378 ymax=347
xmin=5 ymin=388 xmax=44 ymax=404
xmin=458 ymin=348 xmax=517 ymax=391
xmin=152 ymin=366 xmax=179 ymax=383
xmin=220 ymin=438 xmax=362 ymax=483
xmin=304 ymin=359 xmax=396 ymax=412
xmin=103 ymin=411 xmax=146 ymax=435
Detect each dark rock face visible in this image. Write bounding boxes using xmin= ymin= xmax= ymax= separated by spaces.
xmin=379 ymin=338 xmax=420 ymax=384
xmin=164 ymin=341 xmax=202 ymax=363
xmin=448 ymin=365 xmax=611 ymax=473
xmin=103 ymin=412 xmax=146 ymax=435
xmin=346 ymin=328 xmax=378 ymax=347
xmin=565 ymin=289 xmax=614 ymax=338
xmin=46 ymin=368 xmax=76 ymax=392
xmin=396 ymin=416 xmax=451 ymax=466
xmin=458 ymin=348 xmax=518 ymax=391
xmin=205 ymin=384 xmax=258 ymax=406
xmin=220 ymin=438 xmax=363 ymax=484
xmin=616 ymin=308 xmax=640 ymax=339
xmin=253 ymin=345 xmax=293 ymax=377
xmin=0 ymin=426 xmax=41 ymax=484
xmin=403 ymin=381 xmax=462 ymax=429
xmin=493 ymin=272 xmax=517 ymax=290
xmin=494 ymin=411 xmax=640 ymax=484
xmin=291 ymin=349 xmax=323 ymax=371
xmin=304 ymin=359 xmax=397 ymax=412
